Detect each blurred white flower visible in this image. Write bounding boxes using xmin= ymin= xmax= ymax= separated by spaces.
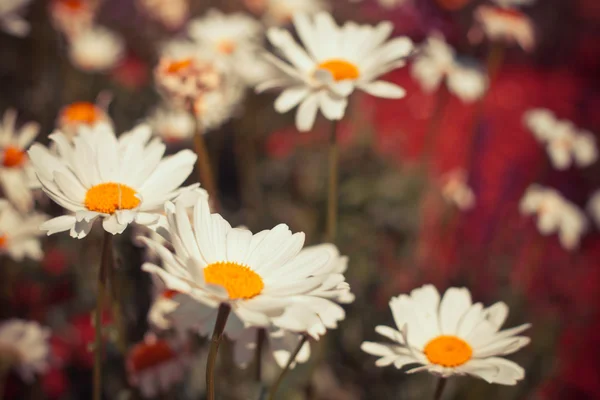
xmin=147 ymin=106 xmax=195 ymax=143
xmin=0 ymin=319 xmax=51 ymax=381
xmin=155 ymin=43 xmax=244 ymax=131
xmin=412 ymin=34 xmax=487 ymax=102
xmin=441 ymin=169 xmax=476 ymax=210
xmin=126 ymin=334 xmax=189 ymax=398
xmin=587 ymin=191 xmax=600 ymax=230
xmin=68 ymin=26 xmax=125 ymax=72
xmin=140 ymin=196 xmax=351 ymax=333
xmin=28 ymin=123 xmax=198 ymax=238
xmin=136 ymin=0 xmax=189 ymax=30
xmin=0 ymin=0 xmax=32 ymax=37
xmin=234 ymin=326 xmax=310 ymax=370
xmin=49 ymin=0 xmax=96 ymax=39
xmin=0 ymin=108 xmax=39 ymax=213
xmin=0 ymin=200 xmax=46 ymax=261
xmin=472 ymin=5 xmax=535 ymax=51
xmin=361 ymin=285 xmax=530 ymax=385
xmin=246 ymin=0 xmax=328 ymax=26
xmin=493 ymin=0 xmax=536 ymax=7
xmin=520 ymin=184 xmax=588 ymax=250
xmin=524 ymin=109 xmax=598 ymax=170
xmin=57 ymin=101 xmax=111 ymax=139
xmin=258 ymin=12 xmax=413 ymax=131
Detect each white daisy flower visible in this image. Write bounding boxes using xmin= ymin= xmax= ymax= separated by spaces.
xmin=49 ymin=0 xmax=96 ymax=39
xmin=140 ymin=195 xmax=351 ymax=331
xmin=0 ymin=319 xmax=51 ymax=381
xmin=257 ymin=12 xmax=413 ymax=132
xmin=524 ymin=109 xmax=597 ymax=170
xmin=587 ymin=190 xmax=600 ymax=230
xmin=412 ymin=34 xmax=487 ymax=103
xmin=251 ymin=0 xmax=328 ymax=26
xmin=126 ymin=334 xmax=189 ymax=398
xmin=234 ymin=326 xmax=311 ymax=370
xmin=361 ymin=285 xmax=530 ymax=385
xmin=0 ymin=200 xmax=46 ymax=261
xmin=0 ymin=0 xmax=32 ymax=37
xmin=68 ymin=26 xmax=125 ymax=72
xmin=57 ymin=101 xmax=111 ymax=139
xmin=155 ymin=41 xmax=244 ymax=131
xmin=0 ymin=108 xmax=40 ymax=213
xmin=472 ymin=5 xmax=535 ymax=51
xmin=136 ymin=0 xmax=189 ymax=30
xmin=441 ymin=169 xmax=476 ymax=211
xmin=146 ymin=106 xmax=195 ymax=144
xmin=520 ymin=184 xmax=588 ymax=250
xmin=27 ymin=123 xmax=198 ymax=238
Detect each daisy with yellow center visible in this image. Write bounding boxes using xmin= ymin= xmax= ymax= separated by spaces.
xmin=0 ymin=109 xmax=40 ymax=213
xmin=49 ymin=0 xmax=96 ymax=39
xmin=257 ymin=12 xmax=413 ymax=131
xmin=57 ymin=101 xmax=110 ymax=139
xmin=27 ymin=122 xmax=198 ymax=238
xmin=140 ymin=195 xmax=351 ymax=331
xmin=361 ymin=285 xmax=530 ymax=385
xmin=0 ymin=200 xmax=47 ymax=261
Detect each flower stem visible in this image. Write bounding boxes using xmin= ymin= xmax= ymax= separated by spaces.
xmin=206 ymin=303 xmax=231 ymax=400
xmin=254 ymin=328 xmax=265 ymax=382
xmin=326 ymin=120 xmax=339 ymax=243
xmin=193 ymin=116 xmax=219 ymax=210
xmin=267 ymin=334 xmax=308 ymax=400
xmin=421 ymin=84 xmax=450 ymax=168
xmin=433 ymin=377 xmax=447 ymax=400
xmin=94 ymin=230 xmax=112 ymax=400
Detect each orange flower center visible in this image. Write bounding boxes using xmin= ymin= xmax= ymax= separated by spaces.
xmin=128 ymin=340 xmax=176 ymax=372
xmin=493 ymin=7 xmax=525 ymax=20
xmin=166 ymin=58 xmax=193 ymax=74
xmin=216 ymin=39 xmax=236 ymax=55
xmin=84 ymin=183 xmax=140 ymax=214
xmin=62 ymin=102 xmax=100 ymax=125
xmin=60 ymin=0 xmax=84 ymax=11
xmin=203 ymin=262 xmax=264 ymax=300
xmin=162 ymin=289 xmax=180 ymax=299
xmin=0 ymin=235 xmax=7 ymax=248
xmin=2 ymin=146 xmax=26 ymax=168
xmin=316 ymin=59 xmax=360 ymax=81
xmin=424 ymin=335 xmax=473 ymax=367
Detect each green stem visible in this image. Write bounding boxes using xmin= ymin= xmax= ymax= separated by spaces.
xmin=205 ymin=304 xmax=231 ymax=400
xmin=93 ymin=230 xmax=112 ymax=400
xmin=433 ymin=377 xmax=447 ymax=400
xmin=254 ymin=328 xmax=265 ymax=382
xmin=326 ymin=120 xmax=339 ymax=243
xmin=193 ymin=116 xmax=219 ymax=211
xmin=421 ymin=84 xmax=450 ymax=168
xmin=267 ymin=334 xmax=308 ymax=400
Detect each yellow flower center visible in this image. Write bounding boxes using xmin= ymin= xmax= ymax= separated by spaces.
xmin=0 ymin=234 xmax=7 ymax=248
xmin=166 ymin=58 xmax=193 ymax=74
xmin=424 ymin=335 xmax=473 ymax=367
xmin=216 ymin=39 xmax=236 ymax=55
xmin=84 ymin=183 xmax=140 ymax=214
xmin=316 ymin=59 xmax=360 ymax=81
xmin=2 ymin=146 xmax=26 ymax=168
xmin=203 ymin=261 xmax=264 ymax=300
xmin=62 ymin=102 xmax=101 ymax=124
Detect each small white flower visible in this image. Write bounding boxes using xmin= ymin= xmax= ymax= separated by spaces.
xmin=146 ymin=106 xmax=195 ymax=143
xmin=0 ymin=108 xmax=40 ymax=213
xmin=126 ymin=334 xmax=189 ymax=399
xmin=472 ymin=5 xmax=535 ymax=51
xmin=248 ymin=0 xmax=328 ymax=26
xmin=136 ymin=0 xmax=189 ymax=30
xmin=49 ymin=0 xmax=96 ymax=39
xmin=412 ymin=34 xmax=487 ymax=102
xmin=441 ymin=169 xmax=476 ymax=210
xmin=140 ymin=196 xmax=351 ymax=332
xmin=155 ymin=42 xmax=244 ymax=131
xmin=68 ymin=26 xmax=125 ymax=72
xmin=28 ymin=123 xmax=198 ymax=238
xmin=524 ymin=109 xmax=598 ymax=170
xmin=0 ymin=319 xmax=51 ymax=381
xmin=361 ymin=285 xmax=530 ymax=385
xmin=587 ymin=190 xmax=600 ymax=230
xmin=57 ymin=101 xmax=111 ymax=139
xmin=520 ymin=184 xmax=588 ymax=250
xmin=234 ymin=326 xmax=310 ymax=370
xmin=0 ymin=200 xmax=46 ymax=261
xmin=0 ymin=0 xmax=32 ymax=37
xmin=258 ymin=12 xmax=413 ymax=132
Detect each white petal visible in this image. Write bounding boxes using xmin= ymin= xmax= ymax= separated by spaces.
xmin=359 ymin=81 xmax=406 ymax=99
xmin=295 ymin=93 xmax=319 ymax=132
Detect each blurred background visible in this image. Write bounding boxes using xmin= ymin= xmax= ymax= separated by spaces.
xmin=1 ymin=0 xmax=600 ymax=399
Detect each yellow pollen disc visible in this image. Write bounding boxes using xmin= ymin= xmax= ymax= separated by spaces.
xmin=2 ymin=146 xmax=26 ymax=168
xmin=203 ymin=261 xmax=264 ymax=300
xmin=62 ymin=102 xmax=101 ymax=124
xmin=424 ymin=335 xmax=473 ymax=367
xmin=216 ymin=39 xmax=236 ymax=54
xmin=316 ymin=59 xmax=360 ymax=81
xmin=84 ymin=183 xmax=140 ymax=214
xmin=167 ymin=58 xmax=193 ymax=74
xmin=0 ymin=234 xmax=7 ymax=248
